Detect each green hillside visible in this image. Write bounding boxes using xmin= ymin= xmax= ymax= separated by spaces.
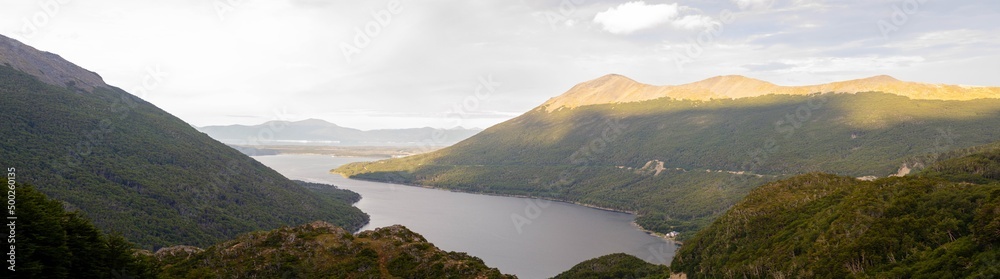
xmin=552 ymin=253 xmax=671 ymax=279
xmin=670 ymin=144 xmax=1000 ymax=278
xmin=336 ymin=92 xmax=1000 ymax=238
xmin=0 ymin=62 xmax=367 ymax=249
xmin=2 ymin=180 xmax=158 ymax=278
xmin=4 ymin=178 xmax=513 ymax=278
xmin=157 ymin=222 xmax=516 ymax=279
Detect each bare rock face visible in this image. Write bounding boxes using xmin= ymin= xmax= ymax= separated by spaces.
xmin=542 ymin=73 xmax=1000 ymax=112
xmin=0 ymin=34 xmax=107 ymax=92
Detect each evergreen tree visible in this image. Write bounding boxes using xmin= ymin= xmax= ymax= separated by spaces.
xmin=3 ymin=180 xmax=156 ymax=279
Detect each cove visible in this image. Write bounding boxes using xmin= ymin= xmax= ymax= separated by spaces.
xmin=254 ymin=154 xmax=677 ymax=279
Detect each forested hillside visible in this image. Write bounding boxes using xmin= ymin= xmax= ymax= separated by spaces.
xmin=0 ymin=39 xmax=368 ymax=249
xmin=4 ymin=179 xmax=513 ymax=278
xmin=337 ymin=90 xmax=1000 ymax=238
xmin=157 ymin=222 xmax=516 ymax=278
xmin=670 ymin=143 xmax=1000 ymax=278
xmin=552 ymin=253 xmax=671 ymax=279
xmin=2 ymin=180 xmax=158 ymax=278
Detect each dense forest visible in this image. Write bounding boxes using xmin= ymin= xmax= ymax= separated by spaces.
xmin=670 ymin=143 xmax=1000 ymax=278
xmin=4 ymin=180 xmax=514 ymax=278
xmin=157 ymin=222 xmax=515 ymax=278
xmin=336 ymin=92 xmax=1000 ymax=238
xmin=2 ymin=180 xmax=159 ymax=278
xmin=0 ymin=64 xmax=368 ymax=249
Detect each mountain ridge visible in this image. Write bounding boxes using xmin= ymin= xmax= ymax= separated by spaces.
xmin=337 ymin=83 xmax=1000 ymax=240
xmin=542 ymin=74 xmax=1000 ymax=111
xmin=204 ymin=118 xmax=480 ymax=132
xmin=0 ymin=35 xmax=107 ymax=92
xmin=0 ymin=34 xmax=369 ymax=249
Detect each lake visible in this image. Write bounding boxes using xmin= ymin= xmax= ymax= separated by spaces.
xmin=253 ymin=154 xmax=677 ymax=279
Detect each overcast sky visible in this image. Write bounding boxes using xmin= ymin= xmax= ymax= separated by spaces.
xmin=2 ymin=0 xmax=998 ymax=129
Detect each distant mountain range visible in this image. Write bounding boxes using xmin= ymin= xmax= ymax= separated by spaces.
xmin=198 ymin=119 xmax=482 ymax=146
xmin=336 ymin=73 xmax=1000 ymax=240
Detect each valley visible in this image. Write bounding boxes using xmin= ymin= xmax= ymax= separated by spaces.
xmin=3 ymin=1 xmax=1000 ymax=277
xmin=254 ymin=154 xmax=678 ymax=279
xmin=336 ymin=83 xmax=1000 ymax=240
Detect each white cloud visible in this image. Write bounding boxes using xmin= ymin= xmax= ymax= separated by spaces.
xmin=593 ymin=1 xmax=680 ymax=34
xmin=593 ymin=1 xmax=723 ymax=34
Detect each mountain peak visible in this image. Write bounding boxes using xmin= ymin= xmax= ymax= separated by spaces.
xmin=862 ymin=75 xmax=900 ymax=82
xmin=295 ymin=118 xmax=338 ymax=126
xmin=575 ymin=74 xmax=641 ymax=89
xmin=0 ymin=34 xmax=107 ymax=92
xmin=590 ymin=73 xmax=636 ymax=83
xmin=542 ymin=74 xmax=780 ymax=111
xmin=541 ymin=74 xmax=651 ymax=111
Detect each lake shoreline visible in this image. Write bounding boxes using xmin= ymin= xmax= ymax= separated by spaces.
xmin=257 ymin=154 xmax=680 ymax=278
xmin=336 ymin=172 xmax=684 ymax=246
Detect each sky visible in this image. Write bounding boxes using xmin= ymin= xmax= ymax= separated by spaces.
xmin=1 ymin=0 xmax=998 ymax=129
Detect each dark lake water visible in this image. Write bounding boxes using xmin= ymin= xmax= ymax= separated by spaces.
xmin=254 ymin=154 xmax=676 ymax=279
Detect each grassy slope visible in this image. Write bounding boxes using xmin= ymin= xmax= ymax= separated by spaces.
xmin=336 ymin=92 xmax=1000 ymax=238
xmin=0 ymin=65 xmax=368 ymax=249
xmin=671 ymin=143 xmax=1000 ymax=278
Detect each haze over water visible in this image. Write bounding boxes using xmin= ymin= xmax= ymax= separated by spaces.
xmin=254 ymin=154 xmax=677 ymax=279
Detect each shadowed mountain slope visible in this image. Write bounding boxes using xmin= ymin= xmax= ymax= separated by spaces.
xmin=0 ymin=34 xmax=368 ymax=249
